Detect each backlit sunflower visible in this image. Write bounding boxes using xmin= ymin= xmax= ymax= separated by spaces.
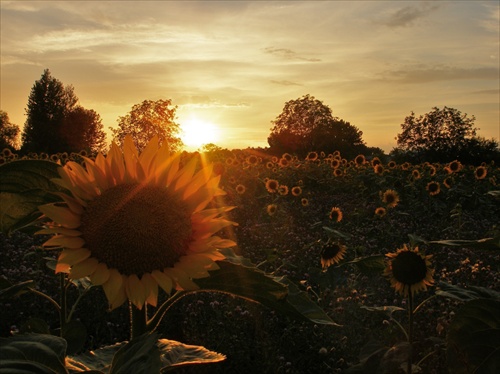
xmin=291 ymin=186 xmax=302 ymax=196
xmin=278 ymin=185 xmax=289 ymax=196
xmin=265 ymin=179 xmax=280 ymax=193
xmin=447 ymin=160 xmax=462 ymax=173
xmin=235 ymin=184 xmax=246 ymax=194
xmin=382 ymin=189 xmax=400 ymax=208
xmin=426 ymin=181 xmax=440 ymax=196
xmin=375 ymin=207 xmax=386 ymax=217
xmin=474 ymin=166 xmax=487 ymax=180
xmin=38 ymin=136 xmax=236 ymax=310
xmin=329 ymin=207 xmax=343 ymax=222
xmin=383 ymin=244 xmax=434 ymax=297
xmin=301 ymin=198 xmax=309 ymax=207
xmin=321 ymin=242 xmax=347 ymax=269
xmin=354 ymin=154 xmax=365 ymax=166
xmin=306 ymin=151 xmax=318 ymax=161
xmin=267 ymin=204 xmax=278 ymax=216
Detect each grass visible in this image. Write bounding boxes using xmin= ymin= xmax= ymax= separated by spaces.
xmin=1 ymin=151 xmax=499 ymax=373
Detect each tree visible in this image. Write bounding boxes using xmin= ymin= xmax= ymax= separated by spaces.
xmin=268 ymin=95 xmax=366 ymax=158
xmin=60 ymin=107 xmax=107 ymax=154
xmin=111 ymin=99 xmax=183 ymax=152
xmin=393 ymin=106 xmax=485 ymax=163
xmin=22 ymin=69 xmax=78 ymax=154
xmin=0 ymin=111 xmax=20 ymax=150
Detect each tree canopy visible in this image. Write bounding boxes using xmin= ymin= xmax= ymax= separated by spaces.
xmin=0 ymin=111 xmax=20 ymax=150
xmin=393 ymin=106 xmax=499 ymax=163
xmin=268 ymin=95 xmax=366 ymax=158
xmin=111 ymin=99 xmax=183 ymax=152
xmin=21 ymin=69 xmax=107 ymax=155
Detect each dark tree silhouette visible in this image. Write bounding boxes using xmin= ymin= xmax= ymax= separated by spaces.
xmin=0 ymin=111 xmax=20 ymax=150
xmin=268 ymin=95 xmax=366 ymax=158
xmin=392 ymin=106 xmax=499 ymax=163
xmin=111 ymin=99 xmax=183 ymax=152
xmin=22 ymin=69 xmax=78 ymax=154
xmin=61 ymin=107 xmax=107 ymax=154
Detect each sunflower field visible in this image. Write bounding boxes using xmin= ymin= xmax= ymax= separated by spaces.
xmin=1 ymin=146 xmax=499 ymax=374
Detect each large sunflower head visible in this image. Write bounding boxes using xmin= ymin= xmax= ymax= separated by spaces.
xmin=382 ymin=189 xmax=400 ymax=208
xmin=320 ymin=242 xmax=347 ymax=269
xmin=38 ymin=136 xmax=237 ymax=310
xmin=383 ymin=244 xmax=434 ymax=298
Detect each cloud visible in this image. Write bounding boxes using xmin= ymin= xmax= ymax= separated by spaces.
xmin=263 ymin=47 xmax=321 ymax=62
xmin=381 ymin=3 xmax=440 ymax=28
xmin=270 ymin=80 xmax=302 ymax=86
xmin=383 ymin=65 xmax=499 ymax=83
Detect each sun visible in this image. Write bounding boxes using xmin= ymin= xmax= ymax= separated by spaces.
xmin=180 ymin=116 xmax=220 ymax=150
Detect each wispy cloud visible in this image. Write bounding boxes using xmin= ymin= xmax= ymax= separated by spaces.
xmin=263 ymin=47 xmax=321 ymax=62
xmin=380 ymin=3 xmax=440 ymax=28
xmin=383 ymin=65 xmax=499 ymax=83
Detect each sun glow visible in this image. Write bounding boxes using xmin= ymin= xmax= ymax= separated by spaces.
xmin=180 ymin=116 xmax=220 ymax=150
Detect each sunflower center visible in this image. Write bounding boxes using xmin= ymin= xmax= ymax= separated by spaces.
xmin=80 ymin=183 xmax=192 ymax=276
xmin=391 ymin=251 xmax=427 ymax=285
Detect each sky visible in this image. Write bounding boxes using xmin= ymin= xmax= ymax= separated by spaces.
xmin=1 ymin=0 xmax=499 ymax=152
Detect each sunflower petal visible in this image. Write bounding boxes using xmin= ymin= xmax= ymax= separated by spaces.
xmin=57 ymin=248 xmax=91 ymax=267
xmin=164 ymin=267 xmax=199 ymax=291
xmin=39 ymin=204 xmax=81 ymax=229
xmin=141 ymin=273 xmax=158 ymax=307
xmin=103 ymin=269 xmax=125 ymax=310
xmin=151 ymin=270 xmax=173 ymax=295
xmin=70 ymin=257 xmax=99 ymax=279
xmin=89 ymin=263 xmax=110 ymax=285
xmin=43 ymin=235 xmax=85 ymax=249
xmin=126 ymin=274 xmax=147 ymax=309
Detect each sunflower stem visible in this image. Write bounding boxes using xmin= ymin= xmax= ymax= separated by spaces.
xmin=407 ymin=292 xmax=414 ymax=374
xmin=130 ymin=303 xmax=147 ymax=340
xmin=59 ymin=273 xmax=67 ymax=334
xmin=147 ymin=291 xmax=186 ymax=333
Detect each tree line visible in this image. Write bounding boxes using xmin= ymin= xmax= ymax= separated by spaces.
xmin=1 ymin=69 xmax=498 ymax=164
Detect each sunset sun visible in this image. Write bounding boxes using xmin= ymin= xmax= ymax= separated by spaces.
xmin=180 ymin=116 xmax=220 ymax=149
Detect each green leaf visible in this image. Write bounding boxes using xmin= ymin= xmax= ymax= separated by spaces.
xmin=62 ymin=320 xmax=87 ymax=356
xmin=0 ymin=280 xmax=35 ymax=300
xmin=361 ymin=305 xmax=405 ymax=317
xmin=20 ymin=318 xmax=51 ymax=334
xmin=486 ymin=190 xmax=500 ymax=199
xmin=428 ymin=236 xmax=500 ymax=251
xmin=196 ymin=258 xmax=339 ymax=326
xmin=109 ymin=333 xmax=161 ymax=374
xmin=0 ymin=333 xmax=68 ymax=374
xmin=69 ymin=343 xmax=123 ymax=373
xmin=0 ymin=160 xmax=63 ymax=234
xmin=347 ymin=255 xmax=385 ymax=275
xmin=158 ymin=339 xmax=225 ymax=372
xmin=322 ymin=226 xmax=351 ymax=240
xmin=436 ymin=282 xmax=500 ymax=301
xmin=447 ymin=299 xmax=500 ymax=374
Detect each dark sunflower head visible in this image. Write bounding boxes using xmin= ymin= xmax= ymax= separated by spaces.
xmin=321 ymin=242 xmax=347 ymax=269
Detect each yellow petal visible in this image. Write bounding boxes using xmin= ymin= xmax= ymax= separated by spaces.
xmin=57 ymin=248 xmax=91 ymax=267
xmin=102 ymin=269 xmax=124 ymax=309
xmin=109 ymin=276 xmax=128 ymax=310
xmin=151 ymin=270 xmax=173 ymax=295
xmin=164 ymin=267 xmax=199 ymax=291
xmin=37 ymin=227 xmax=82 ymax=237
xmin=39 ymin=204 xmax=81 ymax=229
xmin=89 ymin=263 xmax=110 ymax=285
xmin=55 ymin=262 xmax=70 ymax=274
xmin=126 ymin=274 xmax=146 ymax=309
xmin=183 ymin=165 xmax=213 ymax=199
xmin=70 ymin=257 xmax=99 ymax=279
xmin=44 ymin=235 xmax=85 ymax=249
xmin=175 ymin=157 xmax=198 ymax=191
xmin=141 ymin=273 xmax=158 ymax=307
xmin=139 ymin=136 xmax=159 ymax=175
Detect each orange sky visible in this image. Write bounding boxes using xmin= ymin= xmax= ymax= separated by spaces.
xmin=1 ymin=1 xmax=499 ymax=152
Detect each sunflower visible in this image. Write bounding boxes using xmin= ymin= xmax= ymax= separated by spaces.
xmin=383 ymin=244 xmax=434 ymax=297
xmin=301 ymin=198 xmax=309 ymax=207
xmin=371 ymin=157 xmax=381 ymax=167
xmin=265 ymin=179 xmax=280 ymax=193
xmin=331 ymin=159 xmax=340 ymax=169
xmin=266 ymin=204 xmax=278 ymax=216
xmin=354 ymin=154 xmax=365 ymax=166
xmin=306 ymin=151 xmax=318 ymax=161
xmin=329 ymin=207 xmax=343 ymax=222
xmin=333 ymin=168 xmax=343 ymax=177
xmin=278 ymin=158 xmax=289 ymax=168
xmin=382 ymin=189 xmax=400 ymax=208
xmin=443 ymin=177 xmax=452 ymax=189
xmin=373 ymin=164 xmax=384 ymax=175
xmin=474 ymin=166 xmax=487 ymax=180
xmin=246 ymin=155 xmax=259 ymax=166
xmin=375 ymin=207 xmax=387 ymax=217
xmin=321 ymin=242 xmax=347 ymax=269
xmin=426 ymin=181 xmax=440 ymax=196
xmin=235 ymin=184 xmax=246 ymax=194
xmin=447 ymin=160 xmax=462 ymax=173
xmin=278 ymin=185 xmax=289 ymax=196
xmin=411 ymin=169 xmax=421 ymax=180
xmin=291 ymin=186 xmax=302 ymax=196
xmin=282 ymin=153 xmax=293 ymax=161
xmin=38 ymin=136 xmax=236 ymax=310
xmin=388 ymin=161 xmax=397 ymax=169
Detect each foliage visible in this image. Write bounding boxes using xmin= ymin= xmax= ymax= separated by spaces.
xmin=111 ymin=99 xmax=183 ymax=152
xmin=268 ymin=94 xmax=366 ymax=158
xmin=0 ymin=110 xmax=20 ymax=150
xmin=393 ymin=106 xmax=499 ymax=164
xmin=21 ymin=69 xmax=78 ymax=154
xmin=21 ymin=69 xmax=106 ymax=155
xmin=61 ymin=106 xmax=107 ymax=154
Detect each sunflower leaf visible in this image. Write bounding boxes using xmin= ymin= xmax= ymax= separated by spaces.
xmin=109 ymin=332 xmax=161 ymax=374
xmin=0 ymin=160 xmax=64 ymax=235
xmin=436 ymin=282 xmax=500 ymax=301
xmin=69 ymin=342 xmax=123 ymax=372
xmin=446 ymin=299 xmax=500 ymax=374
xmin=158 ymin=338 xmax=226 ymax=371
xmin=197 ymin=250 xmax=339 ymax=325
xmin=347 ymin=255 xmax=386 ymax=275
xmin=0 ymin=333 xmax=68 ymax=374
xmin=0 ymin=279 xmax=36 ymax=300
xmin=428 ymin=236 xmax=500 ymax=251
